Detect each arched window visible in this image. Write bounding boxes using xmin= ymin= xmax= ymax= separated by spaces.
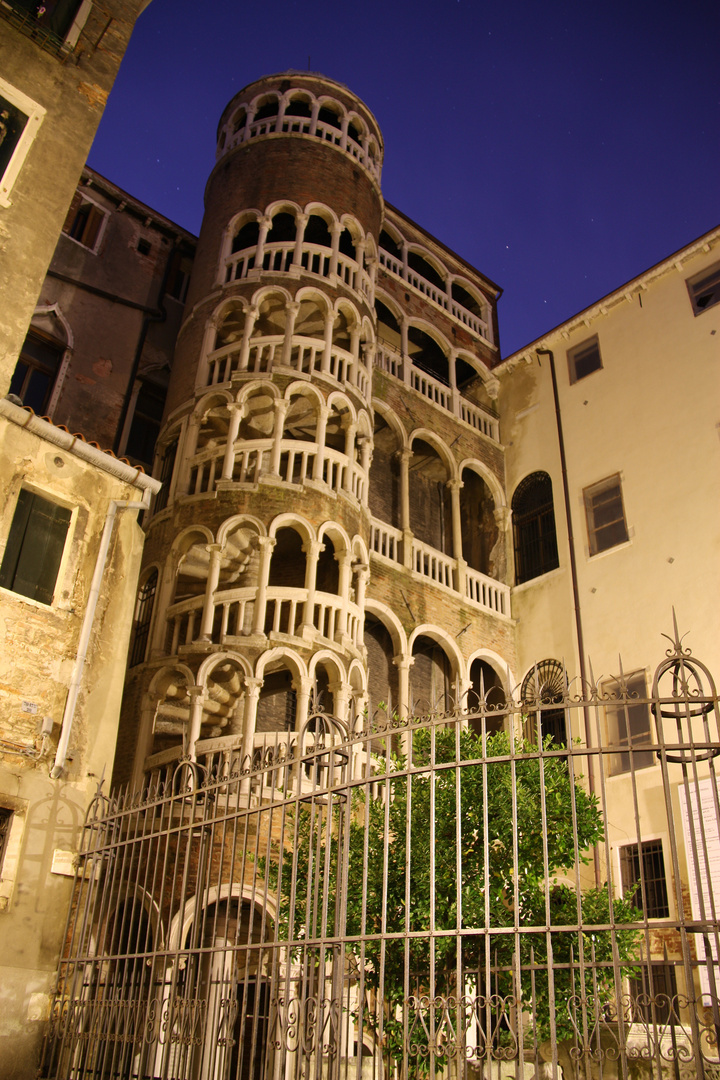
xmin=521 ymin=659 xmax=567 ymax=747
xmin=511 ymin=472 xmax=559 ymax=584
xmin=232 ymin=220 xmax=259 ymax=253
xmin=129 ymin=570 xmax=158 ymax=667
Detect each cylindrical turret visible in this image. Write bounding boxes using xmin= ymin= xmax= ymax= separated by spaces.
xmin=119 ymin=73 xmax=385 ymax=786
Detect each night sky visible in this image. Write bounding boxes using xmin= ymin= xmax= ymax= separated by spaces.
xmin=87 ymin=0 xmax=719 ymax=358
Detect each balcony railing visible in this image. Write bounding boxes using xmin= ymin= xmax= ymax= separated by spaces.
xmin=224 ymin=239 xmax=373 ymax=302
xmin=378 ymin=250 xmax=491 ymax=343
xmin=375 ymin=345 xmax=499 ymax=441
xmin=369 ymin=517 xmax=510 ymax=618
xmin=165 ymin=586 xmax=363 ymax=656
xmin=205 ymin=334 xmax=370 ymax=401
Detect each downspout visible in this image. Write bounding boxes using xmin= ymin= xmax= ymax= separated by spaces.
xmin=535 ymin=347 xmax=600 ymax=886
xmin=50 ymin=490 xmax=153 ymax=779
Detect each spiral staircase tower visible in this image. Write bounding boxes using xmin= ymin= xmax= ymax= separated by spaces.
xmin=120 ymin=74 xmax=385 ymax=785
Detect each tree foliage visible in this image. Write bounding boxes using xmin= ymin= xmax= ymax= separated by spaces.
xmin=266 ymin=725 xmax=640 ymax=1072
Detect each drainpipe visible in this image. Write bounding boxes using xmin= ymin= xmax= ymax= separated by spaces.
xmin=50 ymin=490 xmax=153 ymax=779
xmin=536 ymin=348 xmax=600 ymax=886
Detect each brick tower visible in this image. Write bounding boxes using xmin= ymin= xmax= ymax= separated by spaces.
xmin=118 ymin=72 xmax=512 ymax=790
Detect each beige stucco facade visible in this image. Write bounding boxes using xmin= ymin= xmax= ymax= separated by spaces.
xmin=0 ymin=399 xmax=159 ymax=1079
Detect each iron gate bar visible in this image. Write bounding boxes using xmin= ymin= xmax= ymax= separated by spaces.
xmin=41 ymin=629 xmax=720 ymax=1080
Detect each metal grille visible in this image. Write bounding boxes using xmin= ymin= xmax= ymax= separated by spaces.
xmin=41 ymin=629 xmax=720 ymax=1079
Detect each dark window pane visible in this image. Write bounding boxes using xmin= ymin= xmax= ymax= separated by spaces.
xmin=512 ymin=472 xmax=559 ymax=583
xmin=0 ymin=489 xmax=71 ymax=604
xmin=620 ymin=840 xmax=669 ymax=918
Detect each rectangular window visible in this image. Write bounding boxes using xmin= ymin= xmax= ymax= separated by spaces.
xmin=62 ymin=192 xmax=108 ymax=252
xmin=125 ymin=380 xmax=167 ymax=467
xmin=568 ymin=335 xmax=602 ymax=383
xmin=605 ymin=671 xmax=654 ymax=775
xmin=0 ymin=78 xmax=45 ymax=207
xmin=687 ymin=263 xmax=720 ymax=316
xmin=166 ymin=251 xmax=193 ymax=303
xmin=0 ymin=489 xmax=72 ymax=604
xmin=620 ymin=840 xmax=670 ymax=918
xmin=584 ymin=474 xmax=628 ymax=555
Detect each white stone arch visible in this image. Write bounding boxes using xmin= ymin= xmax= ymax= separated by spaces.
xmin=408 ymin=623 xmax=467 ymax=686
xmin=249 ymin=282 xmax=294 ymax=311
xmin=268 ymin=513 xmax=316 ymax=548
xmin=345 ymin=109 xmax=368 ymax=143
xmin=302 ymin=200 xmax=339 ymax=230
xmin=450 ymin=274 xmax=491 ymax=321
xmin=308 ymin=650 xmax=347 ymax=685
xmin=351 ymin=533 xmax=370 ymax=565
xmin=248 ymin=88 xmax=281 ymax=121
xmin=408 ymin=427 xmax=458 ymax=482
xmin=281 ymin=86 xmax=317 ymax=113
xmin=317 ymin=518 xmax=352 ymax=557
xmin=338 ymin=211 xmax=365 ymax=246
xmin=264 ymin=198 xmax=303 ymax=222
xmin=294 ymin=284 xmax=333 ymax=322
xmin=363 ymin=598 xmax=408 ymax=658
xmin=454 ymin=347 xmax=495 ymax=387
xmin=192 ymin=388 xmax=233 ymax=421
xmin=371 ymin=398 xmax=409 ymax=452
xmin=315 ymin=94 xmax=347 ymax=123
xmin=169 ymin=883 xmax=277 ymax=953
xmin=457 ymin=456 xmax=506 ymax=509
xmin=379 ymin=220 xmax=404 ymax=249
xmin=234 ymin=379 xmax=281 ymax=408
xmin=325 ymin=387 xmax=358 ymax=424
xmin=406 ymin=314 xmax=453 ymax=358
xmin=465 ymin=647 xmax=514 ymax=695
xmin=406 ymin=243 xmax=448 ymax=285
xmin=254 ymin=646 xmax=308 ymax=684
xmin=147 ymin=662 xmax=196 ymax=699
xmin=168 ymin=524 xmax=216 ymax=562
xmin=196 ymin=650 xmax=253 ymax=688
xmin=221 ymin=208 xmax=262 ymax=266
xmin=216 ymin=513 xmax=267 ymax=548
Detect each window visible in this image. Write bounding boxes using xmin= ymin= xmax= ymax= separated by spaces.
xmin=584 ymin=474 xmax=629 ymax=555
xmin=620 ymin=840 xmax=670 ymax=918
xmin=137 ymin=238 xmax=152 ymax=256
xmin=512 ymin=472 xmax=559 ymax=583
xmin=153 ymin=440 xmax=178 ymax=514
xmin=129 ymin=570 xmax=158 ymax=667
xmin=0 ymin=489 xmax=72 ymax=604
xmin=628 ymin=963 xmax=677 ymax=1024
xmin=62 ymin=192 xmax=107 ymax=251
xmin=167 ymin=251 xmax=193 ymax=302
xmin=125 ymin=380 xmax=167 ymax=467
xmin=605 ymin=671 xmax=654 ymax=775
xmin=0 ymin=78 xmax=45 ymax=208
xmin=567 ymin=335 xmax=602 ymax=383
xmin=9 ymin=329 xmax=65 ymax=413
xmin=687 ymin=263 xmax=720 ymax=316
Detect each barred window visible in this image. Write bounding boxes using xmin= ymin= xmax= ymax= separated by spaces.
xmin=0 ymin=808 xmax=12 ymax=877
xmin=129 ymin=570 xmax=158 ymax=668
xmin=620 ymin=840 xmax=670 ymax=918
xmin=512 ymin=472 xmax=559 ymax=584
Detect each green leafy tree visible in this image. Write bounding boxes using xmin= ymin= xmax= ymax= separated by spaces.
xmin=266 ymin=726 xmax=639 ymax=1075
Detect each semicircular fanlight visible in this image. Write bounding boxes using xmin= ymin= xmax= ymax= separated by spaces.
xmin=521 ymin=659 xmax=566 ymax=706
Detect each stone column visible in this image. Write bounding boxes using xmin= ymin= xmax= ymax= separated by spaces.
xmin=322 ymin=310 xmax=335 ymax=374
xmin=238 ymin=305 xmax=258 ymax=372
xmin=329 ymin=221 xmax=342 ymax=279
xmin=399 ymin=447 xmax=414 ymax=570
xmin=342 ymin=421 xmax=357 ymax=494
xmin=447 ymin=478 xmax=465 ymax=594
xmin=493 ymin=505 xmax=512 ymax=584
xmin=312 ymin=403 xmax=330 ymax=483
xmin=269 ymin=399 xmax=289 ymax=477
xmin=339 ymin=116 xmax=349 ymax=151
xmin=220 ymin=404 xmax=243 ymax=480
xmin=239 ymin=676 xmax=262 ymax=797
xmin=251 ymin=537 xmax=276 ymax=635
xmin=356 ymin=436 xmax=372 ymax=506
xmin=309 ymin=101 xmax=320 ymax=136
xmin=199 ymin=544 xmax=223 ymax=641
xmin=291 ymin=212 xmax=309 ymax=272
xmin=281 ymin=301 xmax=300 ymax=368
xmin=255 ymin=215 xmax=272 ymax=269
xmin=336 ymin=551 xmax=352 ymax=644
xmin=301 ymin=540 xmax=324 ymax=638
xmin=400 ymin=319 xmax=411 ymax=385
xmin=294 ymin=675 xmax=313 ymax=732
xmin=187 ymin=686 xmax=205 ymax=761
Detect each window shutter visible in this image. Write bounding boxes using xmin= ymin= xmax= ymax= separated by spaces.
xmin=0 ymin=491 xmax=72 ymax=604
xmin=62 ymin=191 xmax=83 ymax=236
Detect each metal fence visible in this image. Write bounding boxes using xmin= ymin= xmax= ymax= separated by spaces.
xmin=42 ymin=629 xmax=720 ymax=1079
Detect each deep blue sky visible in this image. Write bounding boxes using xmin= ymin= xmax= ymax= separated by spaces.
xmin=88 ymin=0 xmax=719 ymax=357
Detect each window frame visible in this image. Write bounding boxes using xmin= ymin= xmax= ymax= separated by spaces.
xmin=511 ymin=471 xmax=560 ymax=584
xmin=567 ymin=335 xmax=603 ymax=384
xmin=0 ymin=487 xmax=74 ymax=606
xmin=604 ymin=670 xmax=655 ymax=776
xmin=9 ymin=327 xmax=67 ymax=415
xmin=62 ymin=191 xmax=109 ymax=253
xmin=0 ymin=77 xmax=46 ymax=209
xmin=584 ymin=473 xmax=629 ymax=556
xmin=686 ymin=262 xmax=720 ymax=317
xmin=619 ymin=839 xmax=670 ymax=919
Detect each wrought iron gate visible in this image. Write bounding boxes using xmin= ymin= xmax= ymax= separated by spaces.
xmin=42 ymin=631 xmax=720 ymax=1079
